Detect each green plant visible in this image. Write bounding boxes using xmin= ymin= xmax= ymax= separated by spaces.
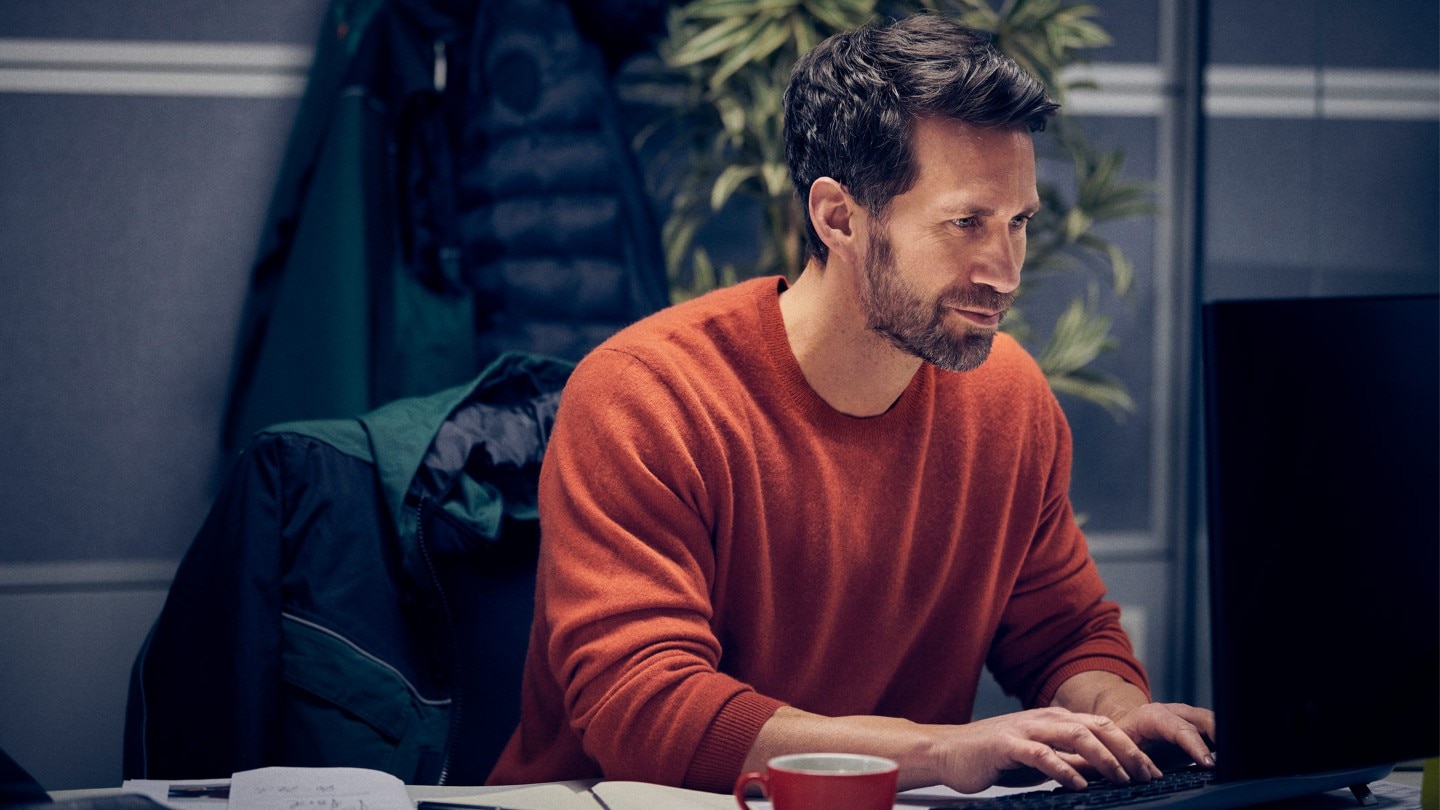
xmin=642 ymin=0 xmax=1150 ymax=416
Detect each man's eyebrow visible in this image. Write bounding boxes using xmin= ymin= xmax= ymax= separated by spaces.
xmin=938 ymin=201 xmax=1042 ymax=217
xmin=949 ymin=204 xmax=996 ymax=217
xmin=935 ymin=198 xmax=994 ymax=216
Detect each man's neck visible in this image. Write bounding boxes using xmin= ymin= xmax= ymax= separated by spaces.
xmin=778 ymin=259 xmax=924 ymax=417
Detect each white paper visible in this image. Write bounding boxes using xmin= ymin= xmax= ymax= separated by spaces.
xmin=228 ymin=767 xmax=411 ymax=810
xmin=894 ymin=781 xmax=1063 ymax=806
xmin=589 ymin=778 xmax=1057 ymax=810
xmin=418 ymin=783 xmax=599 ymax=810
xmin=589 ymin=781 xmax=735 ymax=810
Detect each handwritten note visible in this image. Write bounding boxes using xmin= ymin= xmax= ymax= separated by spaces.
xmin=229 ymin=767 xmax=413 ymax=810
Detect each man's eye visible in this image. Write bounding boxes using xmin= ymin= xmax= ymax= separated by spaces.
xmin=952 ymin=217 xmax=976 ymax=228
xmin=1010 ymin=215 xmax=1032 ymax=230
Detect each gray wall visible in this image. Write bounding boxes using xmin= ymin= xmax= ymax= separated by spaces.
xmin=1187 ymin=0 xmax=1439 ymax=709
xmin=0 ymin=0 xmax=330 ymax=789
xmin=0 ymin=0 xmax=1435 ymax=789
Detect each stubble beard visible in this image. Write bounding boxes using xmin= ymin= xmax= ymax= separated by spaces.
xmin=860 ymin=224 xmax=1016 ymax=373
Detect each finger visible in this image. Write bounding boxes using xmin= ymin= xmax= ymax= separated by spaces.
xmin=1084 ymin=714 xmax=1161 ymax=783
xmin=1166 ymin=716 xmax=1216 ymax=768
xmin=1146 ymin=705 xmax=1216 ymax=769
xmin=1040 ymin=716 xmax=1137 ymax=786
xmin=1019 ymin=711 xmax=1128 ymax=784
xmin=1052 ymin=750 xmax=1158 ymax=784
xmin=1054 ymin=750 xmax=1089 ymax=772
xmin=1169 ymin=704 xmax=1217 ymax=747
xmin=1013 ymin=740 xmax=1089 ymax=792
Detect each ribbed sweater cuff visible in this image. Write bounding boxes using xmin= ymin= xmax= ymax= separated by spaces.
xmin=1035 ymin=656 xmax=1152 ymax=709
xmin=682 ymin=691 xmax=788 ymax=793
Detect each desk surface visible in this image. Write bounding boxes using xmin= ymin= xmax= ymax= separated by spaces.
xmin=52 ymin=770 xmax=1425 ymax=810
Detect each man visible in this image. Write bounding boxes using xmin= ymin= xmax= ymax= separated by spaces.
xmin=487 ymin=13 xmax=1214 ymax=794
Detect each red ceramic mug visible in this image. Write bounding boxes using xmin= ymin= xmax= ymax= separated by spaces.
xmin=734 ymin=753 xmax=899 ymax=810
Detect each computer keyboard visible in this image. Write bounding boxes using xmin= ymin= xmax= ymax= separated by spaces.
xmin=931 ymin=766 xmax=1216 ymax=810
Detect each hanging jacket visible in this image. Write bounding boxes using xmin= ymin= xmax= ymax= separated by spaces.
xmin=221 ymin=0 xmax=669 ymax=453
xmin=126 ymin=352 xmax=574 ymax=785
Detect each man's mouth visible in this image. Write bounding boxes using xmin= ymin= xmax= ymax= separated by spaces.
xmin=949 ymin=307 xmax=1004 ymax=328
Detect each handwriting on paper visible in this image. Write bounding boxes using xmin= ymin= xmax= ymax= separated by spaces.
xmin=229 ymin=767 xmax=412 ymax=810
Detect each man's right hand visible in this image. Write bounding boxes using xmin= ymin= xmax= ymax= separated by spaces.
xmin=745 ymin=705 xmax=1166 ymax=794
xmin=923 ymin=707 xmax=1164 ymax=793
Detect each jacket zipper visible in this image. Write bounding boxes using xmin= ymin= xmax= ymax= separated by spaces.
xmin=433 ymin=41 xmax=447 ymax=92
xmin=415 ymin=494 xmax=461 ymax=785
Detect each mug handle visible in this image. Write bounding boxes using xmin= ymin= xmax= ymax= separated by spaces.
xmin=734 ymin=770 xmax=769 ymax=809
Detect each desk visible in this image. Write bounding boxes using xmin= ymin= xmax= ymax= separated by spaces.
xmin=52 ymin=771 xmax=1424 ymax=810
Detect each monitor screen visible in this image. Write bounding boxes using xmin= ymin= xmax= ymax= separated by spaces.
xmin=1202 ymin=293 xmax=1439 ymax=780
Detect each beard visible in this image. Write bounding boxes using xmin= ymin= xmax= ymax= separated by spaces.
xmin=859 ymin=224 xmax=1016 ymax=373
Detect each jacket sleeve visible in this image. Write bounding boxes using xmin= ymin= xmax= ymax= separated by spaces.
xmin=127 ymin=436 xmax=287 ymax=778
xmin=532 ymin=348 xmax=785 ymax=791
xmin=984 ymin=391 xmax=1150 ymax=709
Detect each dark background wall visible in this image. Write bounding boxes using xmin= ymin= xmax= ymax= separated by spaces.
xmin=0 ymin=0 xmax=332 ymax=788
xmin=0 ymin=0 xmax=1434 ymax=789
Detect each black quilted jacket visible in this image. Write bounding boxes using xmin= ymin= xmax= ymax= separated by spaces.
xmin=223 ymin=0 xmax=668 ymax=451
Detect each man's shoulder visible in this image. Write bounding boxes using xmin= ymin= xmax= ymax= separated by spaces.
xmin=561 ymin=277 xmax=780 ymax=403
xmin=588 ymin=276 xmax=779 ymax=364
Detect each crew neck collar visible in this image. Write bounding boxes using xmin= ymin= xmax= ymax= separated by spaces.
xmin=756 ymin=276 xmax=932 ymax=428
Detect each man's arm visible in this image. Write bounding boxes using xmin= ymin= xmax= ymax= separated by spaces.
xmin=1051 ymin=671 xmax=1216 ymax=769
xmin=745 ymin=703 xmax=1154 ymax=793
xmin=744 ymin=683 xmax=1215 ymax=795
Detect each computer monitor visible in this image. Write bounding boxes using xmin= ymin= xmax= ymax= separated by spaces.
xmin=1202 ymin=293 xmax=1439 ymax=781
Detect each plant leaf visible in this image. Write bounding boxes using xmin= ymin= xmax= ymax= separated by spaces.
xmin=709 ymin=18 xmax=794 ymax=91
xmin=668 ymin=15 xmax=754 ymax=67
xmin=711 ymin=164 xmax=762 ymax=209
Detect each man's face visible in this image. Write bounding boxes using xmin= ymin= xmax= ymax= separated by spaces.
xmin=858 ymin=118 xmax=1039 ymax=372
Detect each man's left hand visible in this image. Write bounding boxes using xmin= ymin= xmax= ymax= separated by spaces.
xmin=1111 ymin=702 xmax=1216 ymax=770
xmin=1053 ymin=672 xmax=1216 ymax=776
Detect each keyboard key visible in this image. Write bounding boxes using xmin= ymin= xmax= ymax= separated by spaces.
xmin=930 ymin=767 xmax=1216 ymax=810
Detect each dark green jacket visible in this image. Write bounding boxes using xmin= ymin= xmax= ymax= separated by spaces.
xmin=127 ymin=353 xmax=573 ymax=785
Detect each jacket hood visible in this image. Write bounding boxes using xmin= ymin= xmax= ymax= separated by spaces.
xmin=360 ymin=351 xmax=572 ymax=544
xmin=261 ymin=351 xmax=572 ymax=581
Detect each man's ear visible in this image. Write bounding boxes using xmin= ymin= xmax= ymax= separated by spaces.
xmin=808 ymin=177 xmax=860 ymax=264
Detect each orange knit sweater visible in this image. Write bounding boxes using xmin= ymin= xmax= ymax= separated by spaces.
xmin=487 ymin=277 xmax=1147 ymax=792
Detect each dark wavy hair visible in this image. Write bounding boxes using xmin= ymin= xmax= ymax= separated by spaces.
xmin=783 ymin=13 xmax=1059 ymax=263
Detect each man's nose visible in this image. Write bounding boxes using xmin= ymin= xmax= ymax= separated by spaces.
xmin=967 ymin=230 xmax=1022 ymax=295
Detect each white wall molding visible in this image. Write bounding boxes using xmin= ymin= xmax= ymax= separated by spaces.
xmin=3 ymin=38 xmax=1433 ymax=122
xmin=1066 ymin=62 xmax=1168 ymax=117
xmin=0 ymin=558 xmax=177 ymax=594
xmin=0 ymin=38 xmax=310 ymax=98
xmin=1060 ymin=62 xmax=1438 ymax=121
xmin=1204 ymin=65 xmax=1438 ymax=120
xmin=1320 ymin=68 xmax=1440 ymax=120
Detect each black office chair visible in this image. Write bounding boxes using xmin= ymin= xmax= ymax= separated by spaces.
xmin=124 ymin=353 xmax=572 ymax=785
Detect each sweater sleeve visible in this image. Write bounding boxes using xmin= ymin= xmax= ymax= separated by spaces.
xmin=985 ymin=390 xmax=1151 ymax=709
xmin=533 ymin=347 xmax=786 ymax=790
